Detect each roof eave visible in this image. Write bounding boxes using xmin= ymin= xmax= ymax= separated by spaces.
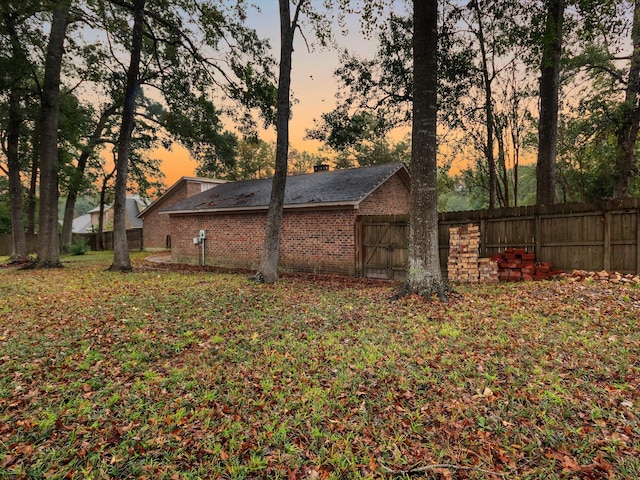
xmin=160 ymin=201 xmax=360 ymax=215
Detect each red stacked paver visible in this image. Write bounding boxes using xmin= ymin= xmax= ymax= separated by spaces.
xmin=448 ymin=225 xmax=561 ymax=283
xmin=490 ymin=248 xmax=559 ymax=281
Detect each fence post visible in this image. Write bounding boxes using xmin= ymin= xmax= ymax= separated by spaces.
xmin=534 ymin=210 xmax=542 ymax=260
xmin=355 ymin=218 xmax=363 ymax=278
xmin=604 ymin=209 xmax=612 ymax=272
xmin=636 ymin=206 xmax=640 ymax=275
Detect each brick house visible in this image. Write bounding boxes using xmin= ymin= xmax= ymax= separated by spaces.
xmin=161 ymin=163 xmax=410 ymax=276
xmin=138 ymin=177 xmax=226 ymax=250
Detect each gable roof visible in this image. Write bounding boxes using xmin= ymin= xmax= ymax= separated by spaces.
xmin=162 ymin=163 xmax=409 ymax=215
xmin=138 ymin=177 xmax=227 ymax=218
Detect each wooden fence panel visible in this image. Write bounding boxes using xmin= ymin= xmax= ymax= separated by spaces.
xmin=76 ymin=229 xmax=143 ymax=252
xmin=483 ymin=216 xmax=535 ymax=255
xmin=538 ymin=212 xmax=605 ymax=272
xmin=0 ymin=234 xmax=39 ymax=256
xmin=361 ymin=198 xmax=640 ymax=279
xmin=610 ymin=211 xmax=638 ymax=273
xmin=0 ymin=229 xmax=143 ymax=256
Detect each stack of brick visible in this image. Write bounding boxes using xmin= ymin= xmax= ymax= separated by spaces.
xmin=490 ymin=248 xmax=558 ymax=281
xmin=478 ymin=257 xmax=500 ymax=283
xmin=565 ymin=270 xmax=640 ymax=284
xmin=448 ymin=224 xmax=481 ymax=283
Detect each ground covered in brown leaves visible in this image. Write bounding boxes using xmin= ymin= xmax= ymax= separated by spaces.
xmin=1 ymin=252 xmax=639 ymax=479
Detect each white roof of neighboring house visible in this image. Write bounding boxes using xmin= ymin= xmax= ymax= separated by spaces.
xmin=126 ymin=195 xmax=148 ymax=228
xmin=72 ymin=213 xmax=93 ymax=234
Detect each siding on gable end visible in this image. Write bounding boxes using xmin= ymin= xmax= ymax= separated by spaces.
xmin=168 ymin=170 xmax=410 ymax=276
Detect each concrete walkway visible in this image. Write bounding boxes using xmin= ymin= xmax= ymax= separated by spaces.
xmin=144 ymin=253 xmax=172 ymax=263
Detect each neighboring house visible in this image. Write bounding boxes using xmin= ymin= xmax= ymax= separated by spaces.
xmin=72 ymin=196 xmax=149 ymax=234
xmin=71 ymin=213 xmax=94 ymax=234
xmin=138 ymin=177 xmax=226 ymax=250
xmin=161 ymin=163 xmax=410 ymax=276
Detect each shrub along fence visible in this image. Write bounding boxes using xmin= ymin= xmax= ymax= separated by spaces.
xmin=358 ymin=197 xmax=640 ymax=280
xmin=0 ymin=229 xmax=144 ymax=256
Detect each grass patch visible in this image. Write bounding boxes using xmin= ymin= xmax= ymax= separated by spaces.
xmin=0 ymin=252 xmax=639 ymax=478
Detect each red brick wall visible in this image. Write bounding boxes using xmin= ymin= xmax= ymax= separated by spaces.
xmin=170 ymin=209 xmax=359 ymax=275
xmin=358 ymin=173 xmax=409 ymax=215
xmin=279 ymin=209 xmax=358 ymax=274
xmin=169 ymin=171 xmax=410 ymax=275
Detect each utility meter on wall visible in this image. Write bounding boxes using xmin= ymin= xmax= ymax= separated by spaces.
xmin=199 ymin=230 xmax=206 ymax=240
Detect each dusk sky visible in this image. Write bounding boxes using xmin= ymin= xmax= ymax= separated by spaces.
xmin=158 ymin=2 xmax=389 ymax=186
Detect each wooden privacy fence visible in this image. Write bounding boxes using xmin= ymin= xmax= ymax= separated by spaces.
xmin=357 ymin=197 xmax=640 ymax=280
xmin=0 ymin=233 xmax=39 ymax=256
xmin=0 ymin=229 xmax=144 ymax=256
xmin=76 ymin=228 xmax=144 ymax=252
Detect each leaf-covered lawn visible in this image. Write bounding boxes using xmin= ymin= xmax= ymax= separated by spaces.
xmin=1 ymin=252 xmax=639 ymax=479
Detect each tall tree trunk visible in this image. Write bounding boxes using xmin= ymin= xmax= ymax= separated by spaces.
xmin=3 ymin=8 xmax=30 ymax=262
xmin=26 ymin=123 xmax=39 ymax=235
xmin=536 ymin=0 xmax=564 ymax=205
xmin=37 ymin=0 xmax=71 ymax=267
xmin=511 ymin=99 xmax=520 ymax=207
xmin=61 ymin=104 xmax=117 ymax=248
xmin=255 ymin=0 xmax=303 ymax=283
xmin=96 ymin=167 xmax=115 ymax=251
xmin=7 ymin=88 xmax=30 ymax=262
xmin=471 ymin=0 xmax=498 ymax=209
xmin=496 ymin=121 xmax=509 ymax=208
xmin=613 ymin=0 xmax=640 ymax=198
xmin=109 ymin=0 xmax=145 ymax=272
xmin=400 ymin=0 xmax=446 ymax=301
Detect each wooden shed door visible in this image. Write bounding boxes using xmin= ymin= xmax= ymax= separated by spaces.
xmin=356 ymin=216 xmax=408 ymax=280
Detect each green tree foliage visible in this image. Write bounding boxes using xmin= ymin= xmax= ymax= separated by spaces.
xmin=557 ymin=112 xmax=640 ymax=202
xmin=313 ymin=0 xmax=637 ymax=209
xmin=0 ymin=0 xmax=47 ymax=261
xmin=553 ymin=0 xmax=639 ymax=200
xmin=288 ymin=148 xmax=328 ymax=175
xmin=332 ymin=135 xmax=411 ymax=169
xmin=1 ymin=0 xmax=277 ymax=264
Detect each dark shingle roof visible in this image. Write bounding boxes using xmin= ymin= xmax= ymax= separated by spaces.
xmin=162 ymin=163 xmax=409 ymax=214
